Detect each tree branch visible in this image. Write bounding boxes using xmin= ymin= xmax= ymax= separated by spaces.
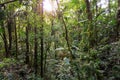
xmin=0 ymin=0 xmax=18 ymax=7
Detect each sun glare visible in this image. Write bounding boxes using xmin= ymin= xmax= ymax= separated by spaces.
xmin=43 ymin=0 xmax=57 ymax=12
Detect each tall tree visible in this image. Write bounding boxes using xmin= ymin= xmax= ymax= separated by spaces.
xmin=34 ymin=18 xmax=38 ymax=75
xmin=116 ymin=0 xmax=120 ymax=40
xmin=40 ymin=0 xmax=44 ymax=78
xmin=0 ymin=6 xmax=9 ymax=57
xmin=7 ymin=15 xmax=13 ymax=57
xmin=84 ymin=0 xmax=97 ymax=48
xmin=25 ymin=19 xmax=30 ymax=64
xmin=14 ymin=17 xmax=18 ymax=59
xmin=56 ymin=0 xmax=75 ymax=59
xmin=85 ymin=0 xmax=92 ymax=20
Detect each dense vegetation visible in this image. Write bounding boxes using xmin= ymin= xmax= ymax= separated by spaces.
xmin=0 ymin=0 xmax=120 ymax=80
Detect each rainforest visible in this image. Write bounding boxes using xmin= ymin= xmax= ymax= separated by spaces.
xmin=0 ymin=0 xmax=120 ymax=80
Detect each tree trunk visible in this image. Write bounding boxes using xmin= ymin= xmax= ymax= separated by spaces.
xmin=14 ymin=18 xmax=18 ymax=59
xmin=85 ymin=0 xmax=92 ymax=20
xmin=56 ymin=0 xmax=75 ymax=59
xmin=1 ymin=21 xmax=9 ymax=57
xmin=118 ymin=0 xmax=120 ymax=7
xmin=7 ymin=18 xmax=12 ymax=57
xmin=115 ymin=0 xmax=120 ymax=41
xmin=25 ymin=22 xmax=30 ymax=64
xmin=85 ymin=0 xmax=96 ymax=48
xmin=34 ymin=23 xmax=38 ymax=76
xmin=40 ymin=1 xmax=44 ymax=78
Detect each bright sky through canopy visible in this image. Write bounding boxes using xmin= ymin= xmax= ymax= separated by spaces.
xmin=98 ymin=0 xmax=108 ymax=8
xmin=42 ymin=0 xmax=109 ymax=13
xmin=43 ymin=0 xmax=57 ymax=12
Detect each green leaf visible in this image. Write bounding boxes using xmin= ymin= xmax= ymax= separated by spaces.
xmin=0 ymin=28 xmax=3 ymax=33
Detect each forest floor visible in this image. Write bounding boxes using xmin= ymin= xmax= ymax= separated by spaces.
xmin=0 ymin=61 xmax=33 ymax=80
xmin=0 ymin=41 xmax=120 ymax=80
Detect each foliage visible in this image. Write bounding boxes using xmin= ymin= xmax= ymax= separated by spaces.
xmin=0 ymin=58 xmax=16 ymax=69
xmin=0 ymin=0 xmax=120 ymax=80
